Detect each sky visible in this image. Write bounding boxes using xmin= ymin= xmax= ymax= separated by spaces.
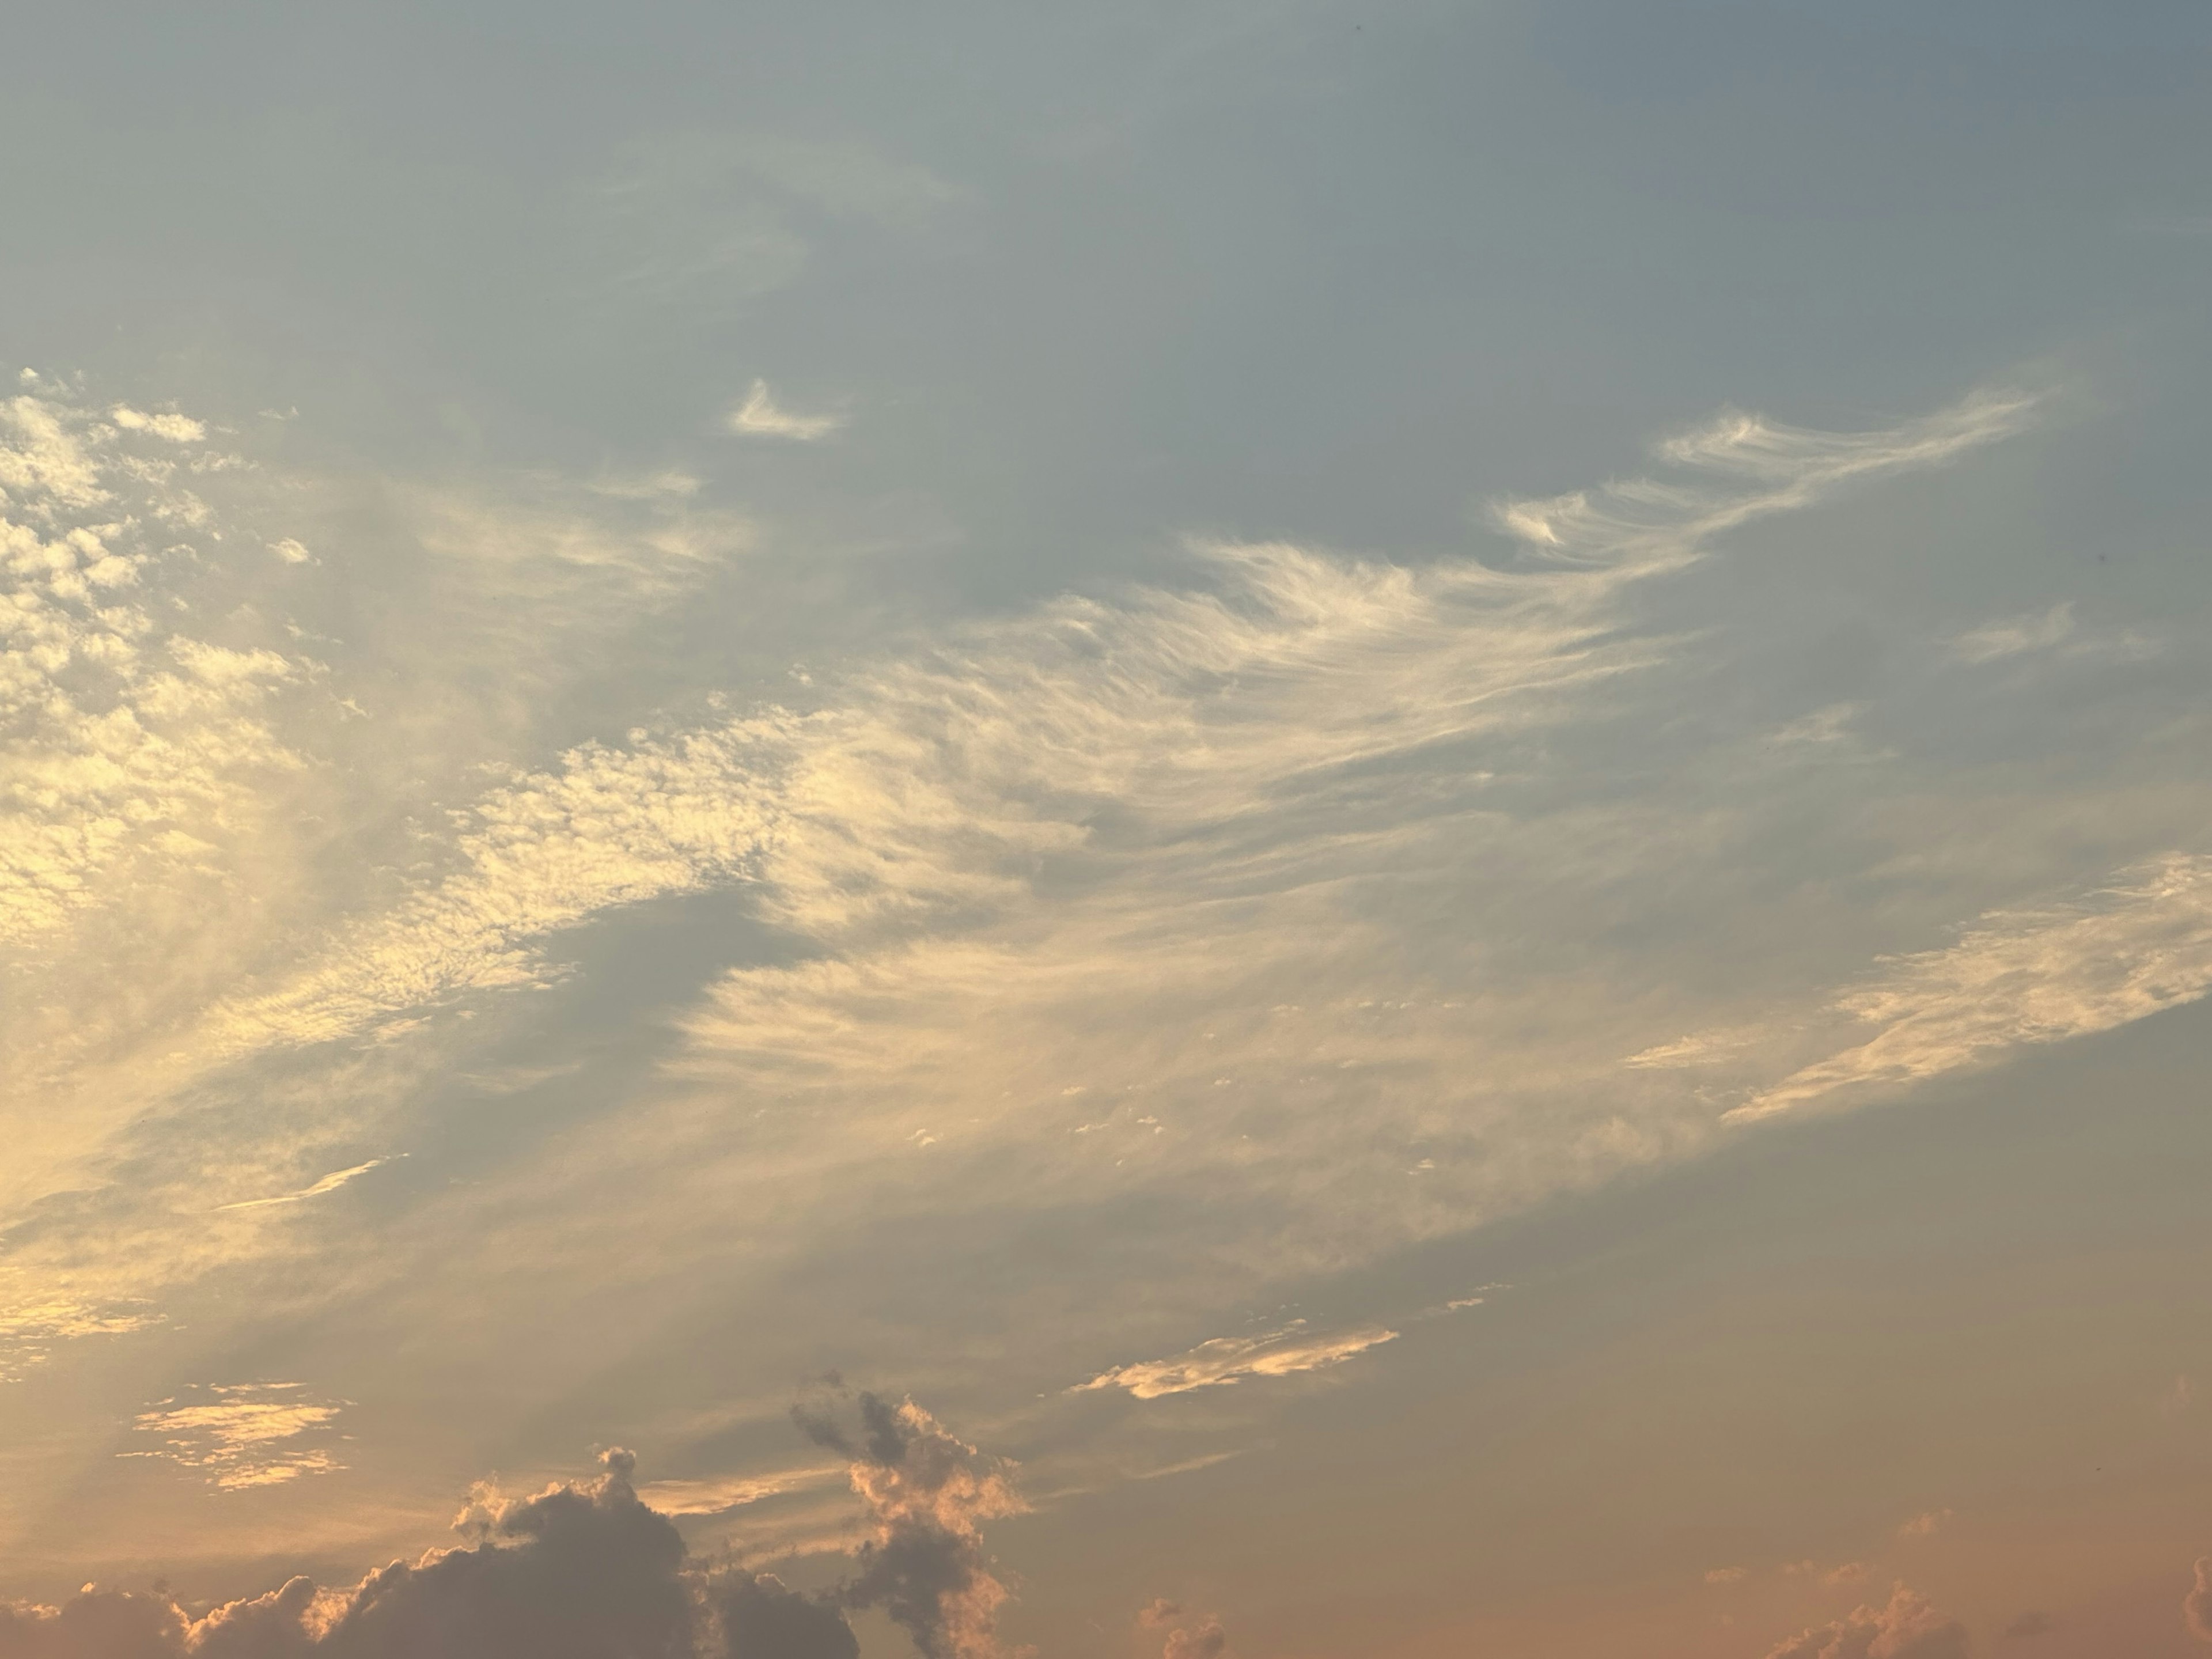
xmin=3 ymin=3 xmax=2212 ymax=1656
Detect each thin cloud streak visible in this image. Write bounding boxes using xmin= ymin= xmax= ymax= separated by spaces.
xmin=1077 ymin=1321 xmax=1400 ymax=1399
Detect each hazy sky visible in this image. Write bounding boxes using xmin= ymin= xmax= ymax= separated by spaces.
xmin=5 ymin=5 xmax=2212 ymax=1657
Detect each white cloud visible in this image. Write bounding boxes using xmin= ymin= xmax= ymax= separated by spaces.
xmin=213 ymin=1156 xmax=400 ymax=1211
xmin=1729 ymin=854 xmax=2212 ymax=1122
xmin=123 ymin=1382 xmax=348 ymax=1489
xmin=726 ymin=379 xmax=844 ymax=441
xmin=1075 ymin=1320 xmax=1400 ymax=1399
xmin=109 ymin=405 xmax=208 ymax=444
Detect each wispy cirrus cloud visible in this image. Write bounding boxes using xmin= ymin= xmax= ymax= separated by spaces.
xmin=727 ymin=380 xmax=844 ymax=441
xmin=1728 ymin=854 xmax=2212 ymax=1122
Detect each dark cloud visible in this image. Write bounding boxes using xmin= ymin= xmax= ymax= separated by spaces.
xmin=813 ymin=1392 xmax=1028 ymax=1659
xmin=0 ymin=1450 xmax=855 ymax=1659
xmin=704 ymin=1574 xmax=857 ymax=1659
xmin=0 ymin=1399 xmax=1042 ymax=1659
xmin=1763 ymin=1585 xmax=1968 ymax=1659
xmin=1998 ymin=1610 xmax=2055 ymax=1641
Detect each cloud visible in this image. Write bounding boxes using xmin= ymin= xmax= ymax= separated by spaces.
xmin=1728 ymin=854 xmax=2212 ymax=1122
xmin=706 ymin=1573 xmax=858 ymax=1659
xmin=1946 ymin=602 xmax=2155 ymax=668
xmin=1949 ymin=603 xmax=2078 ymax=665
xmin=213 ymin=1157 xmax=400 ymax=1212
xmin=1162 ymin=1619 xmax=1229 ymax=1659
xmin=2187 ymin=1555 xmax=2212 ymax=1643
xmin=1998 ymin=1611 xmax=2055 ymax=1640
xmin=107 ymin=407 xmax=207 ymax=444
xmin=1896 ymin=1510 xmax=1952 ymax=1540
xmin=1 ymin=390 xmax=307 ymax=952
xmin=1763 ymin=1584 xmax=1969 ymax=1659
xmin=1075 ymin=1320 xmax=1399 ymax=1399
xmin=0 ymin=1301 xmax=160 ymax=1382
xmin=726 ymin=382 xmax=843 ymax=441
xmin=0 ymin=1450 xmax=853 ymax=1659
xmin=2 ymin=385 xmax=2071 ymax=1486
xmin=122 ymin=1382 xmax=348 ymax=1490
xmin=1707 ymin=1567 xmax=1750 ymax=1585
xmin=795 ymin=1393 xmax=1028 ymax=1659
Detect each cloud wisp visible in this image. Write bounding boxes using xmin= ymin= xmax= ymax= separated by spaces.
xmin=728 ymin=381 xmax=844 ymax=441
xmin=122 ymin=1382 xmax=350 ymax=1490
xmin=1076 ymin=1321 xmax=1400 ymax=1400
xmin=212 ymin=1157 xmax=402 ymax=1213
xmin=1729 ymin=854 xmax=2212 ymax=1122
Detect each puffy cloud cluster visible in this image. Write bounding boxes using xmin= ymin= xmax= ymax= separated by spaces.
xmin=0 ymin=1451 xmax=694 ymax=1659
xmin=0 ymin=1407 xmax=1026 ymax=1659
xmin=795 ymin=1392 xmax=1029 ymax=1659
xmin=1763 ymin=1585 xmax=1968 ymax=1659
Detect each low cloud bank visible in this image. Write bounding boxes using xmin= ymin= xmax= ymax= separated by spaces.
xmin=0 ymin=1395 xmax=1025 ymax=1659
xmin=1763 ymin=1584 xmax=1968 ymax=1659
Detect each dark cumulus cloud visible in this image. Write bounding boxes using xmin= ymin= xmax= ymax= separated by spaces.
xmin=794 ymin=1391 xmax=1028 ymax=1659
xmin=0 ymin=1395 xmax=1025 ymax=1659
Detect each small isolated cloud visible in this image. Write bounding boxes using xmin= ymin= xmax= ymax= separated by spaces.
xmin=123 ymin=1382 xmax=347 ymax=1489
xmin=1824 ymin=1562 xmax=1871 ymax=1588
xmin=1764 ymin=1584 xmax=1968 ymax=1659
xmin=214 ymin=1156 xmax=399 ymax=1212
xmin=1074 ymin=1320 xmax=1399 ymax=1400
xmin=1897 ymin=1509 xmax=1953 ymax=1540
xmin=108 ymin=405 xmax=207 ymax=443
xmin=1770 ymin=703 xmax=1861 ymax=746
xmin=269 ymin=537 xmax=315 ymax=564
xmin=794 ymin=1391 xmax=1028 ymax=1659
xmin=2162 ymin=1375 xmax=2194 ymax=1417
xmin=727 ymin=380 xmax=843 ymax=441
xmin=586 ymin=468 xmax=703 ymax=501
xmin=1999 ymin=1611 xmax=2056 ymax=1641
xmin=1706 ymin=1567 xmax=1749 ymax=1585
xmin=1139 ymin=1599 xmax=1184 ymax=1627
xmin=1623 ymin=1028 xmax=1758 ymax=1070
xmin=1947 ymin=601 xmax=2156 ymax=668
xmin=2187 ymin=1555 xmax=2212 ymax=1643
xmin=1949 ymin=603 xmax=2077 ymax=664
